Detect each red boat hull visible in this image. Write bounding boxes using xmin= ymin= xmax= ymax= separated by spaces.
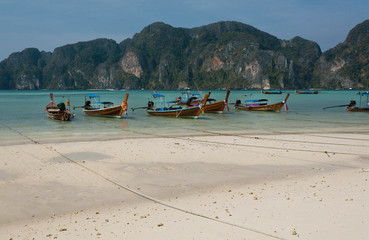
xmin=45 ymin=108 xmax=73 ymax=120
xmin=45 ymin=95 xmax=73 ymax=121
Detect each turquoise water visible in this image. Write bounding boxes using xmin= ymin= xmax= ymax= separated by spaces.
xmin=0 ymin=90 xmax=368 ymax=145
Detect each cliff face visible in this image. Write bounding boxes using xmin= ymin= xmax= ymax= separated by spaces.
xmin=0 ymin=48 xmax=47 ymax=89
xmin=40 ymin=38 xmax=123 ymax=89
xmin=122 ymin=21 xmax=322 ymax=90
xmin=0 ymin=39 xmax=126 ymax=89
xmin=313 ymin=20 xmax=369 ymax=89
xmin=0 ymin=20 xmax=367 ymax=90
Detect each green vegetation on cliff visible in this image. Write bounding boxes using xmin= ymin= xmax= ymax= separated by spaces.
xmin=313 ymin=20 xmax=369 ymax=89
xmin=1 ymin=20 xmax=368 ymax=90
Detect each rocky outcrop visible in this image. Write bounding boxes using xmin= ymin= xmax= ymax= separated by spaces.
xmin=0 ymin=48 xmax=45 ymax=89
xmin=313 ymin=20 xmax=369 ymax=89
xmin=121 ymin=51 xmax=143 ymax=78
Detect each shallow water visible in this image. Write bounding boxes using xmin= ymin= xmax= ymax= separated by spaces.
xmin=0 ymin=89 xmax=368 ymax=145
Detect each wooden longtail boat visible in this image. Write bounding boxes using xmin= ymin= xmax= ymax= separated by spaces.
xmin=83 ymin=93 xmax=129 ymax=118
xmin=202 ymin=89 xmax=231 ymax=113
xmin=177 ymin=90 xmax=230 ymax=113
xmin=261 ymin=90 xmax=282 ymax=94
xmin=45 ymin=93 xmax=74 ymax=121
xmin=147 ymin=93 xmax=209 ymax=118
xmin=347 ymin=92 xmax=369 ymax=112
xmin=235 ymin=93 xmax=290 ymax=111
xmin=295 ymin=90 xmax=319 ymax=94
xmin=323 ymin=92 xmax=369 ymax=112
xmin=347 ymin=106 xmax=369 ymax=112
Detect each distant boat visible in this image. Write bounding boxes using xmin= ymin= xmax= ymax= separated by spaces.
xmin=81 ymin=93 xmax=129 ymax=118
xmin=295 ymin=90 xmax=319 ymax=94
xmin=147 ymin=93 xmax=209 ymax=118
xmin=235 ymin=94 xmax=290 ymax=111
xmin=261 ymin=90 xmax=282 ymax=94
xmin=45 ymin=93 xmax=74 ymax=121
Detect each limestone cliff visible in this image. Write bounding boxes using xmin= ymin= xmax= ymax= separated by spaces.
xmin=1 ymin=20 xmax=367 ymax=90
xmin=313 ymin=20 xmax=369 ymax=89
xmin=121 ymin=51 xmax=143 ymax=78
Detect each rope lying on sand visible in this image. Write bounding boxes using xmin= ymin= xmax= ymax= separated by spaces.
xmin=4 ymin=122 xmax=369 ymax=239
xmin=191 ymin=129 xmax=369 ymax=148
xmin=2 ymin=122 xmax=285 ymax=240
xmin=120 ymin=127 xmax=369 ymax=158
xmin=180 ymin=129 xmax=369 ymax=157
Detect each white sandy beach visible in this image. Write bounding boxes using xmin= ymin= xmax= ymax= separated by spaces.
xmin=0 ymin=132 xmax=368 ymax=240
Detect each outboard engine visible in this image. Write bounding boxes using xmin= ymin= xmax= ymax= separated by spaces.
xmin=84 ymin=100 xmax=91 ymax=110
xmin=348 ymin=100 xmax=356 ymax=107
xmin=186 ymin=97 xmax=197 ymax=106
xmin=148 ymin=101 xmax=154 ymax=109
xmin=57 ymin=102 xmax=66 ymax=111
xmin=235 ymin=100 xmax=241 ymax=106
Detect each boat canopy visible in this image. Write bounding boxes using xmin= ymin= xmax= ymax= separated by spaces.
xmin=94 ymin=101 xmax=113 ymax=105
xmin=52 ymin=95 xmax=70 ymax=98
xmin=153 ymin=93 xmax=165 ymax=98
xmin=245 ymin=99 xmax=268 ymax=102
xmin=157 ymin=100 xmax=176 ymax=104
xmin=359 ymin=91 xmax=369 ymax=96
xmin=88 ymin=94 xmax=99 ymax=98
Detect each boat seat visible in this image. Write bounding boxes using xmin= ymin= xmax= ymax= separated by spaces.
xmin=47 ymin=108 xmax=60 ymax=112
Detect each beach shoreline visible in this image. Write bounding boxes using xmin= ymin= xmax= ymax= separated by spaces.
xmin=1 ymin=132 xmax=368 ymax=239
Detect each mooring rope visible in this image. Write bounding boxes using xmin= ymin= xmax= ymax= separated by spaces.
xmin=119 ymin=127 xmax=369 ymax=158
xmin=184 ymin=129 xmax=369 ymax=149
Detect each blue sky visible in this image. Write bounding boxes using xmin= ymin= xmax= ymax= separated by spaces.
xmin=0 ymin=0 xmax=368 ymax=61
